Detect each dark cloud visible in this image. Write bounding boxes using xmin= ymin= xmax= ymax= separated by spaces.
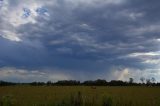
xmin=0 ymin=0 xmax=160 ymax=81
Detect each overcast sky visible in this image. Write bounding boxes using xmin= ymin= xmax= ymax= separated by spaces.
xmin=0 ymin=0 xmax=160 ymax=82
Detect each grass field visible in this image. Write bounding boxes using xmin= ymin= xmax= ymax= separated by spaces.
xmin=0 ymin=86 xmax=160 ymax=106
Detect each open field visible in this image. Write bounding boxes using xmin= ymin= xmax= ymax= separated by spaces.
xmin=0 ymin=86 xmax=160 ymax=106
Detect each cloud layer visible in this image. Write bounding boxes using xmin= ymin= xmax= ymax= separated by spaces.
xmin=0 ymin=0 xmax=160 ymax=82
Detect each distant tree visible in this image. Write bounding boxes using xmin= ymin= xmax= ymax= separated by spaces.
xmin=47 ymin=81 xmax=52 ymax=86
xmin=140 ymin=77 xmax=145 ymax=84
xmin=0 ymin=80 xmax=16 ymax=86
xmin=30 ymin=82 xmax=45 ymax=86
xmin=83 ymin=80 xmax=96 ymax=86
xmin=82 ymin=79 xmax=108 ymax=86
xmin=146 ymin=79 xmax=151 ymax=86
xmin=151 ymin=77 xmax=156 ymax=84
xmin=95 ymin=79 xmax=107 ymax=86
xmin=109 ymin=80 xmax=127 ymax=86
xmin=129 ymin=78 xmax=134 ymax=84
xmin=55 ymin=80 xmax=80 ymax=86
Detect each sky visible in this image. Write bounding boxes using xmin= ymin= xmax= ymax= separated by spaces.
xmin=0 ymin=0 xmax=160 ymax=82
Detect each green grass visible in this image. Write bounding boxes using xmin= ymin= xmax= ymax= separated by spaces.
xmin=0 ymin=86 xmax=160 ymax=106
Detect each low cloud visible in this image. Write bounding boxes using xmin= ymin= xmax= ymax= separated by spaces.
xmin=108 ymin=67 xmax=160 ymax=82
xmin=0 ymin=67 xmax=72 ymax=82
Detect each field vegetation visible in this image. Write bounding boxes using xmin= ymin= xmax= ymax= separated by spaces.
xmin=0 ymin=86 xmax=160 ymax=106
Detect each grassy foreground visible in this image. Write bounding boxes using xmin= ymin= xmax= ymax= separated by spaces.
xmin=0 ymin=86 xmax=160 ymax=106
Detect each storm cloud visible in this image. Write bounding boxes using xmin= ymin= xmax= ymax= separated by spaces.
xmin=0 ymin=0 xmax=160 ymax=82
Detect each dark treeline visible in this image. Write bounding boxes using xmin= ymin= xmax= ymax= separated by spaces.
xmin=0 ymin=80 xmax=17 ymax=86
xmin=1 ymin=78 xmax=160 ymax=86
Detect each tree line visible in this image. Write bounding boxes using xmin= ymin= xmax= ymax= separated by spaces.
xmin=0 ymin=77 xmax=160 ymax=86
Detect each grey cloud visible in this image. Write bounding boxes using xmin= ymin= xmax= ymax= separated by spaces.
xmin=0 ymin=67 xmax=72 ymax=82
xmin=0 ymin=0 xmax=160 ymax=81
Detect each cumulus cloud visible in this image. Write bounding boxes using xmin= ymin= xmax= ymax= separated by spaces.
xmin=0 ymin=0 xmax=51 ymax=42
xmin=109 ymin=67 xmax=160 ymax=82
xmin=0 ymin=30 xmax=21 ymax=42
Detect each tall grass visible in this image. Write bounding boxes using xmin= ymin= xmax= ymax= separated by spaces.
xmin=0 ymin=91 xmax=113 ymax=106
xmin=0 ymin=95 xmax=14 ymax=106
xmin=0 ymin=86 xmax=160 ymax=106
xmin=102 ymin=96 xmax=113 ymax=106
